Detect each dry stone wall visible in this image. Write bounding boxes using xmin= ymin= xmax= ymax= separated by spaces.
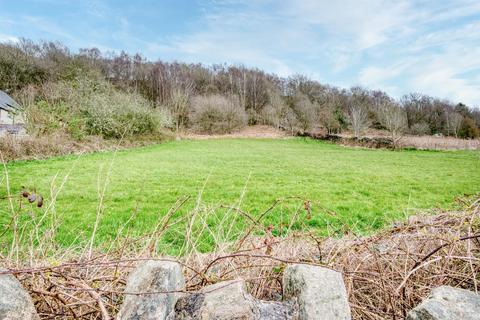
xmin=2 ymin=261 xmax=480 ymax=320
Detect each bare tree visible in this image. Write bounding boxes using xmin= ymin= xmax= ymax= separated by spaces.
xmin=281 ymin=108 xmax=300 ymax=135
xmin=347 ymin=105 xmax=369 ymax=138
xmin=168 ymin=87 xmax=191 ymax=133
xmin=446 ymin=112 xmax=463 ymax=138
xmin=292 ymin=93 xmax=315 ymax=133
xmin=377 ymin=101 xmax=408 ymax=148
xmin=261 ymin=89 xmax=287 ymax=129
xmin=316 ymin=88 xmax=347 ymax=134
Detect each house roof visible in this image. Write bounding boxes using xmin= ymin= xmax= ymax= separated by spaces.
xmin=0 ymin=90 xmax=20 ymax=112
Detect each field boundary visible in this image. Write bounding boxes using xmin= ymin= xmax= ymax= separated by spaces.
xmin=1 ymin=195 xmax=478 ymax=319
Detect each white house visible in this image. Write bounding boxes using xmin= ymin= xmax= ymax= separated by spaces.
xmin=0 ymin=90 xmax=25 ymax=135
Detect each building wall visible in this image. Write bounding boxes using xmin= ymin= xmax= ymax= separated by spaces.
xmin=0 ymin=109 xmax=27 ymax=136
xmin=0 ymin=109 xmax=17 ymax=124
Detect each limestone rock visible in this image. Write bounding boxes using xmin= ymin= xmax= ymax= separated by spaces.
xmin=165 ymin=263 xmax=352 ymax=319
xmin=117 ymin=260 xmax=184 ymax=320
xmin=172 ymin=280 xmax=295 ymax=319
xmin=407 ymin=286 xmax=480 ymax=320
xmin=283 ymin=264 xmax=351 ymax=320
xmin=258 ymin=300 xmax=297 ymax=320
xmin=174 ymin=280 xmax=259 ymax=319
xmin=0 ymin=268 xmax=39 ymax=320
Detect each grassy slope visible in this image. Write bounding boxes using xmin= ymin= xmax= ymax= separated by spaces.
xmin=2 ymin=138 xmax=479 ymax=248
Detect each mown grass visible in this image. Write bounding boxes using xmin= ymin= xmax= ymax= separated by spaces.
xmin=1 ymin=138 xmax=479 ymax=252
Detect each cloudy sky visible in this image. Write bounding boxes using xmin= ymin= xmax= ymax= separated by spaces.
xmin=1 ymin=0 xmax=479 ymax=106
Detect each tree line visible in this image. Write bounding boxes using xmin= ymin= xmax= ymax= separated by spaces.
xmin=1 ymin=39 xmax=479 ymax=139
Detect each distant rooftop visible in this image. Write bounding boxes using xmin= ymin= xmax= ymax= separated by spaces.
xmin=0 ymin=90 xmax=20 ymax=112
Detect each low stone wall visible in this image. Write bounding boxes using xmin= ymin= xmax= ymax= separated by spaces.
xmin=2 ymin=260 xmax=480 ymax=319
xmin=117 ymin=261 xmax=351 ymax=320
xmin=298 ymin=132 xmax=395 ymax=149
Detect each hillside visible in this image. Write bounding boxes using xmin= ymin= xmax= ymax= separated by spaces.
xmin=0 ymin=39 xmax=479 ymax=148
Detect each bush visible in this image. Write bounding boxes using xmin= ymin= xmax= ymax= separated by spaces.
xmin=20 ymin=75 xmax=171 ymax=139
xmin=81 ymin=89 xmax=170 ymax=138
xmin=190 ymin=95 xmax=247 ymax=134
xmin=24 ymin=99 xmax=75 ymax=136
xmin=458 ymin=117 xmax=479 ymax=139
xmin=410 ymin=122 xmax=431 ymax=135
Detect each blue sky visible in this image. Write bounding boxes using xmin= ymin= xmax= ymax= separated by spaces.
xmin=1 ymin=0 xmax=479 ymax=106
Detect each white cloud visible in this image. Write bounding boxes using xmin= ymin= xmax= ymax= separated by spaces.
xmin=359 ymin=45 xmax=480 ymax=106
xmin=414 ymin=0 xmax=480 ymax=24
xmin=410 ymin=47 xmax=480 ymax=106
xmin=281 ymin=0 xmax=413 ymax=49
xmin=411 ymin=21 xmax=480 ymax=51
xmin=0 ymin=34 xmax=19 ymax=43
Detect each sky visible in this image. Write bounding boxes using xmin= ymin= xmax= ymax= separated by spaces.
xmin=0 ymin=0 xmax=479 ymax=106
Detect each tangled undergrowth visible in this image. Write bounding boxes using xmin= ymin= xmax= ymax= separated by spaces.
xmin=0 ymin=190 xmax=479 ymax=319
xmin=0 ymin=132 xmax=173 ymax=162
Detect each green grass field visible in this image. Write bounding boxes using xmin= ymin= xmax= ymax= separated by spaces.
xmin=1 ymin=138 xmax=479 ymax=252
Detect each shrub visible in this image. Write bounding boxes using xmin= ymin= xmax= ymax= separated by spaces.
xmin=81 ymin=88 xmax=169 ymax=138
xmin=20 ymin=75 xmax=171 ymax=139
xmin=410 ymin=122 xmax=431 ymax=135
xmin=458 ymin=117 xmax=479 ymax=139
xmin=190 ymin=95 xmax=247 ymax=134
xmin=24 ymin=99 xmax=77 ymax=136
